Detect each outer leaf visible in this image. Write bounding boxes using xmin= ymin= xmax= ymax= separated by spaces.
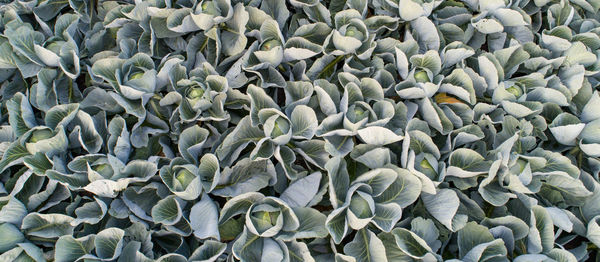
xmin=189 ymin=240 xmax=227 ymax=262
xmin=212 ymin=158 xmax=276 ymax=197
xmin=422 ymin=189 xmax=460 ymax=230
xmin=190 ymin=193 xmax=220 ymax=240
xmin=280 ymin=172 xmax=322 ymax=207
xmin=0 ymin=197 xmax=27 ymax=226
xmin=291 ymin=105 xmax=318 ymax=140
xmin=21 ymin=213 xmax=74 ymax=238
xmin=178 ymin=125 xmax=209 ymax=165
xmin=95 ymin=228 xmax=125 ymax=260
xmin=392 ymin=227 xmax=433 ymax=259
xmin=356 ymin=126 xmax=403 ymax=145
xmin=54 ymin=235 xmax=95 ymax=262
xmin=0 ymin=223 xmax=25 ymax=253
xmin=343 ymin=228 xmax=388 ymax=262
xmin=151 ymin=196 xmax=182 ymax=226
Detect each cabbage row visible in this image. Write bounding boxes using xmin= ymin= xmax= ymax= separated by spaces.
xmin=0 ymin=0 xmax=600 ymax=261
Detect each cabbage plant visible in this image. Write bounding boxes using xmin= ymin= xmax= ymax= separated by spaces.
xmin=1 ymin=0 xmax=600 ymax=261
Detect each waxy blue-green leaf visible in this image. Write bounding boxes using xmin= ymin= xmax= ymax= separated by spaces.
xmin=220 ymin=3 xmax=249 ymax=56
xmin=197 ymin=153 xmax=221 ymax=193
xmin=117 ymin=241 xmax=153 ymax=262
xmin=70 ymin=111 xmax=103 ymax=153
xmin=350 ymin=145 xmax=391 ymax=169
xmin=528 ymin=205 xmax=554 ymax=254
xmin=7 ymin=93 xmax=37 ymax=137
xmin=216 ymin=116 xmax=265 ymax=165
xmin=178 ymin=125 xmax=209 ymax=165
xmin=0 ymin=243 xmax=45 ymax=262
xmin=71 ymin=197 xmax=107 ymax=226
xmin=6 ymin=25 xmax=46 ymax=66
xmin=356 ymin=126 xmax=403 ymax=145
xmin=411 ymin=17 xmax=440 ymax=51
xmin=151 ymin=196 xmax=182 ymax=226
xmin=463 ymin=238 xmax=508 ymax=262
xmin=343 ymin=228 xmax=388 ymax=262
xmin=290 ymin=105 xmax=318 ymax=140
xmin=278 ymin=206 xmax=327 ymax=240
xmin=190 ymin=193 xmax=220 ymax=240
xmin=378 ymin=231 xmax=413 ymax=262
xmin=189 ymin=240 xmax=227 ymax=262
xmin=547 ymin=248 xmax=578 ymax=262
xmin=399 ymin=0 xmax=424 ymax=21
xmin=280 ymin=172 xmax=322 ymax=207
xmin=325 ymin=206 xmax=349 ymax=244
xmin=549 ymin=113 xmax=584 ymax=146
xmin=54 ymin=235 xmax=95 ymax=262
xmin=219 ymin=192 xmax=264 ymax=224
xmin=545 ymin=207 xmax=573 ymax=233
xmin=0 ymin=223 xmax=25 ymax=253
xmin=0 ymin=197 xmax=27 ymax=227
xmin=23 ymin=126 xmax=68 ymax=158
xmin=457 ymin=222 xmax=495 ymax=257
xmin=21 ymin=213 xmax=74 ymax=238
xmin=212 ymin=158 xmax=276 ymax=197
xmin=564 ymin=42 xmax=597 ymax=67
xmin=482 ymin=216 xmax=529 ymax=240
xmin=410 ymin=217 xmax=441 ymax=252
xmin=446 ymin=148 xmax=489 ymax=178
xmin=579 ymin=119 xmax=600 ymax=156
xmin=391 ymin=227 xmax=433 ymax=259
xmin=422 ymin=189 xmax=461 ymax=231
xmin=373 ymin=167 xmax=421 ymax=208
xmin=93 ymin=228 xmax=125 ymax=260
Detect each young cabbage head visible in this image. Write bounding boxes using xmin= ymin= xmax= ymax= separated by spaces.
xmin=175 ymin=169 xmax=196 ymax=190
xmin=29 ymin=129 xmax=54 ymax=143
xmin=129 ymin=72 xmax=145 ymax=80
xmin=506 ymin=85 xmax=523 ymax=97
xmin=261 ymin=39 xmax=281 ymax=51
xmin=414 ymin=70 xmax=430 ymax=83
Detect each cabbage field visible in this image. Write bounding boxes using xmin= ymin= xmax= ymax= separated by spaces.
xmin=0 ymin=0 xmax=600 ymax=261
